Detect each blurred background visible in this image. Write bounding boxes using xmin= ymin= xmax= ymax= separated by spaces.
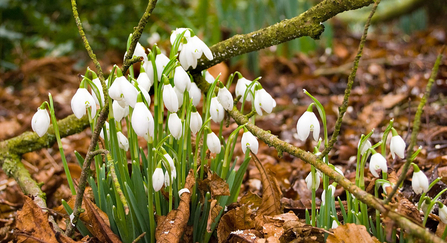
xmin=1 ymin=0 xmax=445 ymax=74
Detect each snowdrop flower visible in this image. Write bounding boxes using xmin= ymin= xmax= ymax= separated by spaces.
xmin=358 ymin=139 xmax=372 ymax=156
xmin=137 ymin=67 xmax=152 ymax=91
xmin=210 ymin=97 xmax=224 ymax=123
xmin=139 ymin=86 xmax=151 ymax=106
xmin=369 ymin=153 xmax=388 ymax=178
xmin=420 ymin=199 xmax=432 ymax=214
xmin=147 ymin=32 xmax=160 ymax=46
xmin=109 ymin=76 xmax=138 ymax=108
xmin=390 ymin=128 xmax=406 ymax=159
xmin=174 ymin=86 xmax=184 ymax=109
xmin=217 ymin=85 xmax=233 ymax=110
xmin=189 ymin=82 xmax=202 ymax=107
xmin=190 ymin=109 xmax=202 ymax=135
xmin=235 ymin=77 xmax=254 ymax=102
xmin=241 ymin=131 xmax=259 ymax=154
xmin=305 ymin=171 xmax=320 ymax=191
xmin=331 ymin=220 xmax=339 ymax=229
xmin=321 ymin=185 xmax=336 ymax=205
xmin=163 ymin=83 xmax=179 ymax=113
xmin=207 ymin=132 xmax=221 ymax=154
xmin=91 ymin=77 xmax=104 ymax=106
xmin=254 ymin=87 xmax=276 ymax=115
xmin=152 ymin=168 xmax=164 ymax=192
xmin=168 ymin=113 xmax=182 ymax=140
xmin=412 ymin=163 xmax=429 ymax=194
xmin=164 ymin=153 xmax=176 ymax=176
xmin=170 ymin=28 xmax=191 ymax=49
xmin=174 ymin=66 xmax=191 ymax=92
xmin=71 ymin=88 xmax=97 ymax=119
xmin=124 ymin=42 xmax=147 ymax=63
xmin=179 ymin=36 xmax=213 ymax=70
xmin=439 ymin=204 xmax=447 ymax=224
xmin=131 ymin=102 xmax=154 ymax=138
xmin=164 ymin=170 xmax=173 ymax=187
xmin=113 ymin=100 xmax=128 ymax=121
xmin=145 ymin=53 xmax=170 ymax=81
xmin=296 ymin=108 xmax=320 ymax=141
xmin=205 ymin=71 xmax=215 ymax=83
xmin=100 ymin=121 xmax=109 ymax=140
xmin=31 ymin=107 xmax=50 ymax=137
xmin=117 ymin=132 xmax=129 ymax=151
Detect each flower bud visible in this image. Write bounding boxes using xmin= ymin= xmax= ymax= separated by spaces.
xmin=241 ymin=131 xmax=259 ymax=154
xmin=31 ymin=108 xmax=50 ymax=137
xmin=152 ymin=168 xmax=164 ymax=192
xmin=207 ymin=132 xmax=221 ymax=154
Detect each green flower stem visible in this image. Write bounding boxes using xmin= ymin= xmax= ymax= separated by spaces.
xmin=385 ymin=46 xmax=445 ymax=204
xmin=221 ymin=125 xmax=245 ymax=180
xmin=311 ymin=165 xmax=317 ymax=227
xmin=381 ymin=120 xmax=394 ymax=156
xmin=48 ymin=95 xmax=76 ymax=195
xmin=423 ymin=188 xmax=447 ymax=226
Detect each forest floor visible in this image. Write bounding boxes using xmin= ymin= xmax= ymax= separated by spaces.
xmin=0 ymin=24 xmax=446 ymax=242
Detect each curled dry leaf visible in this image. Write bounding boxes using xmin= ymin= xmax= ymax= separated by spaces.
xmin=83 ymin=198 xmax=122 ymax=243
xmin=15 ymin=196 xmax=76 ymax=243
xmin=326 ymin=223 xmax=380 ymax=243
xmin=217 ymin=203 xmax=256 ymax=243
xmin=200 ymin=169 xmax=230 ymax=197
xmin=155 ymin=170 xmax=195 ymax=243
xmin=279 ymin=220 xmax=327 ymax=243
xmin=263 ymin=211 xmax=299 ymax=239
xmin=250 ymin=152 xmax=283 ymax=228
xmin=224 ymin=229 xmax=262 ymax=243
xmin=207 ymin=199 xmax=223 ymax=232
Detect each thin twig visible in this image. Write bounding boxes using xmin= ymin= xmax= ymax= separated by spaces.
xmin=319 ymin=0 xmax=381 ymax=159
xmin=384 ymin=46 xmax=445 ymax=204
xmin=122 ymin=0 xmax=158 ymax=74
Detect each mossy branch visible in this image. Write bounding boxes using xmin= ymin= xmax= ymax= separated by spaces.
xmin=384 ymin=45 xmax=445 ymax=204
xmin=193 ymin=0 xmax=374 ymax=72
xmin=319 ymin=0 xmax=380 ymax=159
xmin=122 ymin=0 xmax=158 ymax=74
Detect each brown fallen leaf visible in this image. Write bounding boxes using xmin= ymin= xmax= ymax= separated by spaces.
xmin=358 ymin=101 xmax=385 ymax=132
xmin=207 ymin=199 xmax=223 ymax=232
xmin=279 ymin=220 xmax=326 ymax=243
xmin=83 ymin=198 xmax=122 ymax=243
xmin=15 ymin=196 xmax=76 ymax=243
xmin=251 ymin=152 xmax=283 ymax=228
xmin=224 ymin=229 xmax=262 ymax=243
xmin=326 ymin=223 xmax=380 ymax=243
xmin=263 ymin=211 xmax=299 ymax=239
xmin=200 ymin=169 xmax=230 ymax=198
xmin=217 ymin=203 xmax=256 ymax=243
xmin=155 ymin=169 xmax=195 ymax=243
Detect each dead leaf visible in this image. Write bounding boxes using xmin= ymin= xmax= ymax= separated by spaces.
xmin=155 ymin=170 xmax=195 ymax=243
xmin=15 ymin=196 xmax=76 ymax=243
xmin=358 ymin=101 xmax=385 ymax=132
xmin=251 ymin=152 xmax=283 ymax=228
xmin=203 ymin=170 xmax=231 ymax=197
xmin=223 ymin=229 xmax=262 ymax=243
xmin=83 ymin=198 xmax=122 ymax=243
xmin=217 ymin=204 xmax=256 ymax=243
xmin=207 ymin=199 xmax=223 ymax=232
xmin=279 ymin=220 xmax=326 ymax=243
xmin=326 ymin=224 xmax=380 ymax=243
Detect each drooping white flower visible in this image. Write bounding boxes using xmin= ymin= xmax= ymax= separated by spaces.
xmin=147 ymin=32 xmax=160 ymax=46
xmin=100 ymin=121 xmax=109 ymax=140
xmin=217 ymin=86 xmax=233 ymax=111
xmin=358 ymin=139 xmax=372 ymax=156
xmin=163 ymin=84 xmax=179 ymax=113
xmin=109 ymin=76 xmax=138 ymax=108
xmin=207 ymin=132 xmax=221 ymax=154
xmin=137 ymin=69 xmax=152 ymax=91
xmin=254 ymin=88 xmax=276 ymax=115
xmin=117 ymin=132 xmax=129 ymax=151
xmin=179 ymin=36 xmax=213 ymax=70
xmin=124 ymin=42 xmax=147 ymax=64
xmin=174 ymin=86 xmax=184 ymax=109
xmin=305 ymin=171 xmax=320 ymax=191
xmin=168 ymin=113 xmax=182 ymax=140
xmin=390 ymin=134 xmax=406 ymax=159
xmin=152 ymin=168 xmax=164 ymax=192
xmin=164 ymin=170 xmax=173 ymax=187
xmin=139 ymin=86 xmax=151 ymax=106
xmin=31 ymin=108 xmax=50 ymax=137
xmin=174 ymin=66 xmax=191 ymax=92
xmin=155 ymin=53 xmax=170 ymax=81
xmin=210 ymin=97 xmax=224 ymax=123
xmin=296 ymin=111 xmax=320 ymax=141
xmin=412 ymin=164 xmax=429 ymax=194
xmin=131 ymin=102 xmax=154 ymax=138
xmin=91 ymin=77 xmax=104 ymax=106
xmin=241 ymin=131 xmax=259 ymax=154
xmin=190 ymin=110 xmax=202 ymax=135
xmin=164 ymin=153 xmax=176 ymax=175
xmin=170 ymin=28 xmax=191 ymax=49
xmin=189 ymin=82 xmax=202 ymax=107
xmin=439 ymin=205 xmax=447 ymax=224
xmin=331 ymin=220 xmax=339 ymax=229
xmin=205 ymin=71 xmax=215 ymax=83
xmin=71 ymin=88 xmax=97 ymax=119
xmin=321 ymin=185 xmax=336 ymax=205
xmin=235 ymin=77 xmax=254 ymax=102
xmin=369 ymin=153 xmax=388 ymax=178
xmin=113 ymin=100 xmax=128 ymax=121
